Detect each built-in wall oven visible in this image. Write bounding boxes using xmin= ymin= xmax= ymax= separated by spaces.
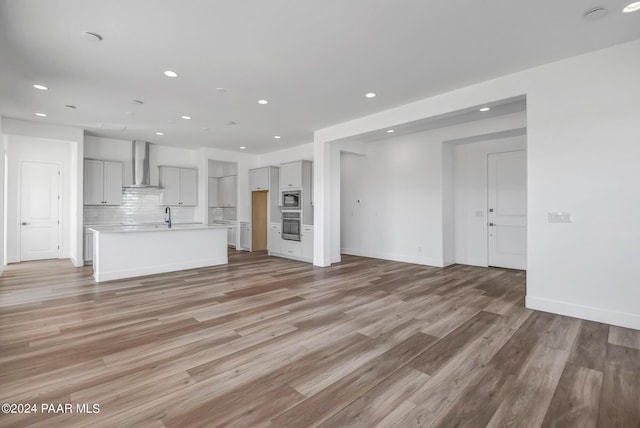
xmin=282 ymin=190 xmax=301 ymax=210
xmin=282 ymin=211 xmax=301 ymax=241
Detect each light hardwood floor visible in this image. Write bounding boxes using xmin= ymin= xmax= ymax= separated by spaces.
xmin=0 ymin=251 xmax=638 ymax=427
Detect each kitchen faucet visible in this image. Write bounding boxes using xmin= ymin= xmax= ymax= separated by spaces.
xmin=165 ymin=206 xmax=172 ymax=228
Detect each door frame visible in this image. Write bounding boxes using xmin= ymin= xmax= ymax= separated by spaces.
xmin=18 ymin=160 xmax=62 ymax=261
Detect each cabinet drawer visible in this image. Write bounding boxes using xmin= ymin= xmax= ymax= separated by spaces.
xmin=281 ymin=239 xmax=302 ymax=257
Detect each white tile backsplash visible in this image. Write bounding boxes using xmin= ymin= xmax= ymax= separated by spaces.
xmin=84 ymin=187 xmax=195 ymax=225
xmin=208 ymin=207 xmax=237 ymax=223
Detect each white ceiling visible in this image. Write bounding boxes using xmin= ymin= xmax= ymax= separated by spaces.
xmin=1 ymin=0 xmax=639 ymax=153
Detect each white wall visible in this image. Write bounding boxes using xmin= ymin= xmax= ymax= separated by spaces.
xmin=452 ymin=134 xmax=527 ymax=266
xmin=257 ymin=143 xmax=313 ymax=167
xmin=3 ymin=118 xmax=84 ymax=266
xmin=84 ymin=136 xmax=201 ymax=186
xmin=314 ymin=39 xmax=640 ymax=330
xmin=338 ymin=113 xmax=526 ymax=267
xmin=442 ymin=143 xmax=455 ymax=266
xmin=208 ymin=160 xmax=238 ymax=178
xmin=0 ymin=116 xmax=4 ymax=272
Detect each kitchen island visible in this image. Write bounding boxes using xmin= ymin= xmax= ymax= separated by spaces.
xmin=88 ymin=223 xmax=230 ymax=282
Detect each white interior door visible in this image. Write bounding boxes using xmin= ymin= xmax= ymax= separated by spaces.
xmin=488 ymin=151 xmax=527 ymax=270
xmin=20 ymin=161 xmax=61 ymax=261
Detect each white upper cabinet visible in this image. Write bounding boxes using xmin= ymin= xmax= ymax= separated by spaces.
xmin=180 ymin=168 xmax=197 ymax=206
xmin=159 ymin=166 xmax=181 ymax=205
xmin=249 ymin=167 xmax=269 ymax=191
xmin=218 ymin=175 xmax=237 ymax=207
xmin=84 ymin=159 xmax=122 ymax=205
xmin=208 ymin=177 xmax=219 ymax=207
xmin=159 ymin=166 xmax=197 ymax=206
xmin=279 ymin=162 xmax=302 ymax=189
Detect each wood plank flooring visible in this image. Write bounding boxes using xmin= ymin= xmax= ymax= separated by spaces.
xmin=0 ymin=251 xmax=638 ymax=427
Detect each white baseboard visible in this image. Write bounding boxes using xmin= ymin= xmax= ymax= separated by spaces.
xmin=94 ymin=257 xmax=228 ymax=283
xmin=0 ymin=264 xmax=4 ymax=277
xmin=341 ymin=248 xmax=443 ymax=267
xmin=526 ymin=296 xmax=640 ymax=331
xmin=70 ymin=255 xmax=83 ymax=268
xmin=312 ymin=257 xmax=331 ymax=267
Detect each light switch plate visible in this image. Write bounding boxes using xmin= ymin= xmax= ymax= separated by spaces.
xmin=548 ymin=212 xmax=572 ymax=223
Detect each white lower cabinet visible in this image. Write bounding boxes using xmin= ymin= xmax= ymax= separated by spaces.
xmin=268 ymin=223 xmax=282 ymax=255
xmin=240 ymin=222 xmax=251 ymax=251
xmin=227 ymin=227 xmax=236 ymax=248
xmin=301 ymin=225 xmax=313 ymax=260
xmin=281 ymin=239 xmax=302 ymax=258
xmin=84 ymin=229 xmax=93 ymax=264
xmin=269 ymin=223 xmax=314 ymax=262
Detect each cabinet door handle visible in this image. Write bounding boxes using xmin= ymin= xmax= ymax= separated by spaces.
xmin=21 ymin=222 xmax=30 ymax=226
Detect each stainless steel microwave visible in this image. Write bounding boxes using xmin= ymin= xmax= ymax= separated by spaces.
xmin=282 ymin=190 xmax=301 ymax=210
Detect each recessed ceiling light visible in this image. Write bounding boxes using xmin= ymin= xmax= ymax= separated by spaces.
xmin=479 ymin=107 xmax=491 ymax=112
xmin=35 ymin=112 xmax=47 ymax=117
xmin=216 ymin=87 xmax=227 ymax=93
xmin=239 ymin=146 xmax=246 ymax=150
xmin=82 ymin=31 xmax=103 ymax=42
xmin=365 ymin=92 xmax=376 ymax=98
xmin=386 ymin=129 xmax=395 ymax=133
xmin=622 ymin=1 xmax=640 ymax=13
xmin=164 ymin=70 xmax=178 ymax=78
xmin=274 ymin=135 xmax=281 ymax=139
xmin=33 ymin=84 xmax=48 ymax=91
xmin=181 ymin=115 xmax=191 ymax=120
xmin=155 ymin=132 xmax=164 ymax=136
xmin=65 ymin=105 xmax=77 ymax=109
xmin=584 ymin=7 xmax=608 ymax=20
xmin=258 ymin=99 xmax=268 ymax=105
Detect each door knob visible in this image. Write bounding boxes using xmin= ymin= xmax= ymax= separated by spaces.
xmin=489 ymin=222 xmax=495 ymax=226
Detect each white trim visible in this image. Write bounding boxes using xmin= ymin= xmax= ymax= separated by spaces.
xmin=526 ymin=295 xmax=640 ymax=331
xmin=341 ymin=248 xmax=443 ymax=267
xmin=70 ymin=255 xmax=83 ymax=268
xmin=93 ymin=257 xmax=228 ymax=283
xmin=313 ymin=256 xmax=331 ymax=267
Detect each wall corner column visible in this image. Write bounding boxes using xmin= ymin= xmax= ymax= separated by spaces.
xmin=313 ymin=137 xmax=331 ymax=267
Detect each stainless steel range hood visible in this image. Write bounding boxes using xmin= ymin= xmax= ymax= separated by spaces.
xmin=124 ymin=140 xmax=161 ymax=188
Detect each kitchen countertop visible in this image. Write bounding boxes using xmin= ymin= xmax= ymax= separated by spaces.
xmin=89 ymin=223 xmax=230 ymax=233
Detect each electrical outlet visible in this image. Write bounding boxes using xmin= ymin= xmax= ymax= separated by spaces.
xmin=548 ymin=212 xmax=572 ymax=223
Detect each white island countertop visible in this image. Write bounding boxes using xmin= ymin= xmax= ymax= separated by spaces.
xmin=88 ymin=223 xmax=232 ymax=233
